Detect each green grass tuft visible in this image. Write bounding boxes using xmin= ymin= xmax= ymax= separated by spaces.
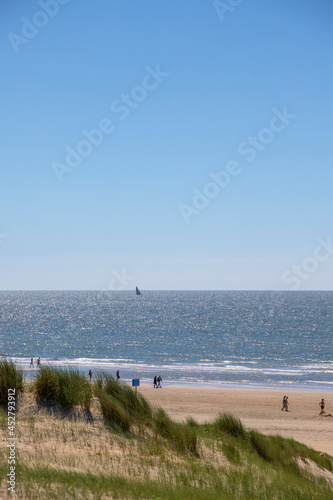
xmin=0 ymin=358 xmax=23 ymax=406
xmin=96 ymin=372 xmax=153 ymax=422
xmin=213 ymin=413 xmax=246 ymax=439
xmin=33 ymin=366 xmax=92 ymax=410
xmin=94 ymin=376 xmax=198 ymax=455
xmin=153 ymin=407 xmax=198 ymax=455
xmin=95 ymin=386 xmax=131 ymax=432
xmin=1 ymin=397 xmax=333 ymax=499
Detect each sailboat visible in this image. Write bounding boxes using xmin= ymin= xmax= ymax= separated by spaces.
xmin=136 ymin=286 xmax=142 ymax=296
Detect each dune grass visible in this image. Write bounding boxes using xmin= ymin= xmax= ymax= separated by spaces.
xmin=213 ymin=412 xmax=246 ymax=439
xmin=200 ymin=412 xmax=333 ymax=472
xmin=95 ymin=385 xmax=131 ymax=432
xmin=33 ymin=366 xmax=92 ymax=410
xmin=1 ymin=405 xmax=332 ymax=500
xmin=0 ymin=358 xmax=23 ymax=407
xmin=1 ymin=364 xmax=333 ymax=498
xmin=153 ymin=407 xmax=198 ymax=455
xmin=95 ymin=372 xmax=198 ymax=455
xmin=96 ymin=372 xmax=153 ymax=423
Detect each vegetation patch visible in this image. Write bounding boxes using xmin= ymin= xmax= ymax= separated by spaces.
xmin=0 ymin=358 xmax=23 ymax=407
xmin=153 ymin=407 xmax=198 ymax=456
xmin=213 ymin=413 xmax=246 ymax=439
xmin=96 ymin=372 xmax=153 ymax=423
xmin=0 ymin=363 xmax=332 ymax=499
xmin=33 ymin=366 xmax=92 ymax=410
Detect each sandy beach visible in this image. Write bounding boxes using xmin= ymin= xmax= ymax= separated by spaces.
xmin=140 ymin=385 xmax=333 ymax=456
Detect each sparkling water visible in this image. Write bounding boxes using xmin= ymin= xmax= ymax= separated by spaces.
xmin=0 ymin=291 xmax=332 ymax=389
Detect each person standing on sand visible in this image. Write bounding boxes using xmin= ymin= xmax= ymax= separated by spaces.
xmin=89 ymin=369 xmax=92 ymax=382
xmin=37 ymin=357 xmax=40 ymax=368
xmin=319 ymin=398 xmax=325 ymax=415
xmin=153 ymin=375 xmax=157 ymax=388
xmin=116 ymin=370 xmax=120 ymax=382
xmin=157 ymin=375 xmax=163 ymax=388
xmin=29 ymin=358 xmax=34 ymax=368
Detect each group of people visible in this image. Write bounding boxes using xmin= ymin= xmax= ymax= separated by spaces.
xmin=29 ymin=357 xmax=40 ymax=368
xmin=282 ymin=395 xmax=328 ymax=416
xmin=88 ymin=370 xmax=165 ymax=389
xmin=88 ymin=369 xmax=120 ymax=382
xmin=153 ymin=375 xmax=163 ymax=388
xmin=87 ymin=370 xmax=166 ymax=389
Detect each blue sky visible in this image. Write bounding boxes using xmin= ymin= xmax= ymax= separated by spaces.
xmin=1 ymin=0 xmax=332 ymax=290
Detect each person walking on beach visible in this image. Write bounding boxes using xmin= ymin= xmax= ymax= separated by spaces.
xmin=285 ymin=396 xmax=289 ymax=411
xmin=37 ymin=357 xmax=40 ymax=368
xmin=116 ymin=370 xmax=120 ymax=382
xmin=282 ymin=395 xmax=289 ymax=411
xmin=319 ymin=398 xmax=325 ymax=415
xmin=153 ymin=375 xmax=157 ymax=388
xmin=88 ymin=369 xmax=92 ymax=382
xmin=157 ymin=375 xmax=163 ymax=388
xmin=282 ymin=395 xmax=286 ymax=411
xmin=29 ymin=358 xmax=34 ymax=368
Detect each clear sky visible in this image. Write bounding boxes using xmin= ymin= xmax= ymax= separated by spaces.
xmin=1 ymin=0 xmax=332 ymax=290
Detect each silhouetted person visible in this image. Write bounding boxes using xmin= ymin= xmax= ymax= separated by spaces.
xmin=282 ymin=395 xmax=289 ymax=411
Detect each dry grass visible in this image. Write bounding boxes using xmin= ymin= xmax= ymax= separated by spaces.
xmin=1 ymin=389 xmax=333 ymax=499
xmin=1 ymin=393 xmax=209 ymax=484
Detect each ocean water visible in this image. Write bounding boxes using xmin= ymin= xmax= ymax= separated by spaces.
xmin=0 ymin=291 xmax=332 ymax=390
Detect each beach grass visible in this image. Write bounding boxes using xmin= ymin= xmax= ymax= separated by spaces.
xmin=0 ymin=358 xmax=23 ymax=407
xmin=95 ymin=385 xmax=131 ymax=433
xmin=1 ymin=407 xmax=332 ymax=499
xmin=33 ymin=366 xmax=92 ymax=410
xmin=95 ymin=373 xmax=197 ymax=455
xmin=95 ymin=372 xmax=153 ymax=423
xmin=153 ymin=407 xmax=198 ymax=455
xmin=1 ymin=367 xmax=333 ymax=498
xmin=199 ymin=413 xmax=333 ymax=473
xmin=213 ymin=412 xmax=246 ymax=439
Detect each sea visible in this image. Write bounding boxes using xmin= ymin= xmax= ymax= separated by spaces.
xmin=0 ymin=291 xmax=332 ymax=390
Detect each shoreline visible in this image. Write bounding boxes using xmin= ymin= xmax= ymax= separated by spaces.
xmin=138 ymin=380 xmax=333 ymax=391
xmin=19 ymin=367 xmax=333 ymax=392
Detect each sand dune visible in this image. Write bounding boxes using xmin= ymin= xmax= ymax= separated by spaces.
xmin=140 ymin=385 xmax=333 ymax=456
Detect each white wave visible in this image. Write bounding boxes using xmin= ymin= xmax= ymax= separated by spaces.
xmin=9 ymin=357 xmax=327 ymax=377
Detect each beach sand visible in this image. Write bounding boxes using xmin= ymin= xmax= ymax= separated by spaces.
xmin=140 ymin=385 xmax=333 ymax=456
